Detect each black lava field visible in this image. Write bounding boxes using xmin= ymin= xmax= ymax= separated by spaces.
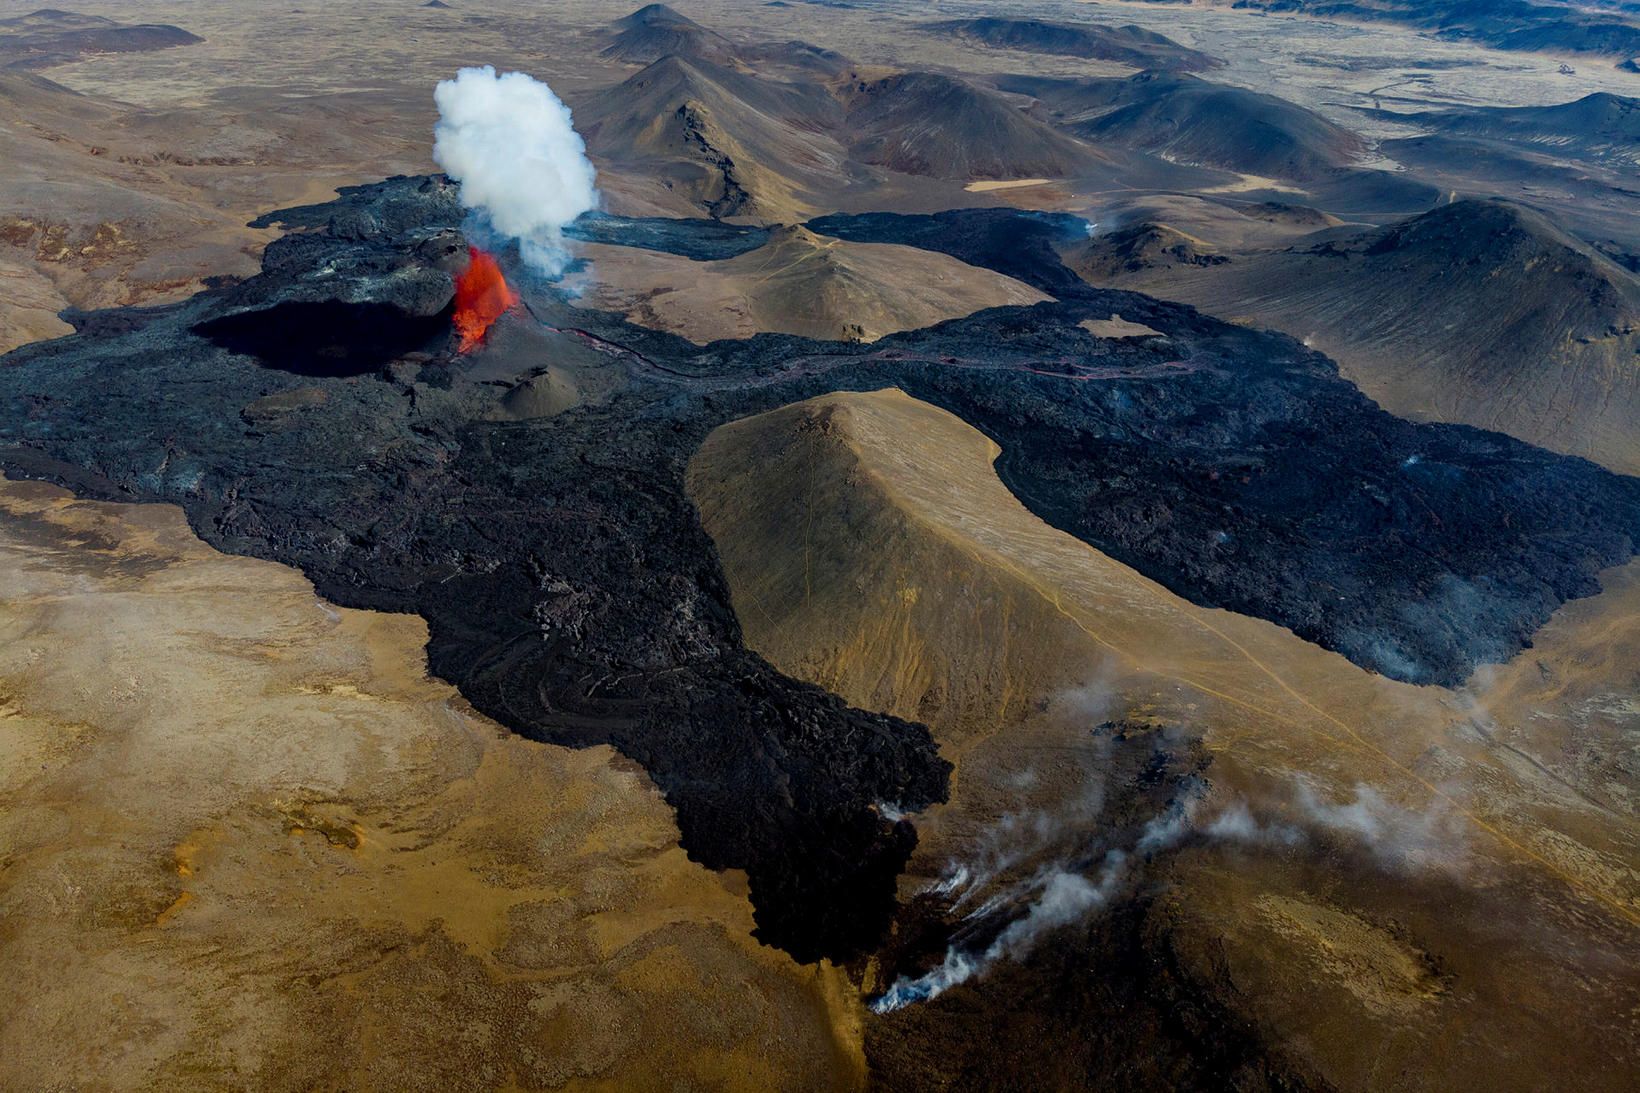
xmin=4 ymin=175 xmax=1638 ymax=961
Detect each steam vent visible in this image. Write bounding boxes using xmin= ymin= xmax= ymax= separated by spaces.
xmin=2 ymin=3 xmax=1640 ymax=1091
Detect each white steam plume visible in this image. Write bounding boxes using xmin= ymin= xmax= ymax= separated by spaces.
xmin=433 ymin=65 xmax=598 ymax=275
xmin=1204 ymin=799 xmax=1302 ymax=847
xmin=1292 ymin=780 xmax=1467 ymax=873
xmin=1202 ymin=781 xmax=1466 ymax=872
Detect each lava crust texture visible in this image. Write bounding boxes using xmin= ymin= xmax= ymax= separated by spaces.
xmin=4 ymin=175 xmax=1639 ymax=957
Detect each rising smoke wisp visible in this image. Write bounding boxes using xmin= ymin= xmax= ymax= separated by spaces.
xmin=869 ymin=771 xmax=1468 ymax=1013
xmin=433 ymin=65 xmax=598 ymax=276
xmin=870 ymin=799 xmax=1199 ymax=1014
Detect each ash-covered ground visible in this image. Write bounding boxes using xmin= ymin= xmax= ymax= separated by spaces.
xmin=4 ymin=173 xmax=1640 ymax=961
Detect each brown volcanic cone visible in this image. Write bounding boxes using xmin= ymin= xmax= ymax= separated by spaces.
xmin=1004 ymin=70 xmax=1367 ymax=183
xmin=842 ymin=72 xmax=1105 ymax=181
xmin=576 ymin=55 xmax=845 ymax=220
xmin=601 ymin=3 xmax=737 ymax=66
xmin=1092 ymin=198 xmax=1640 ymax=475
xmin=574 ymin=224 xmax=1049 ymax=344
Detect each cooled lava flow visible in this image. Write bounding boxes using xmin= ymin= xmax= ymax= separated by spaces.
xmin=453 ymin=246 xmax=519 ymax=351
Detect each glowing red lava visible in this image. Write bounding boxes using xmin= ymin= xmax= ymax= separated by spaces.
xmin=452 ymin=246 xmax=519 ymax=352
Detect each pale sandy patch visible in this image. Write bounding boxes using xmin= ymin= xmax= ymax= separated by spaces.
xmin=964 ymin=177 xmax=1053 ymax=193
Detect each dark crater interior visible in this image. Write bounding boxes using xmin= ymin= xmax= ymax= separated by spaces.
xmin=194 ymin=300 xmax=452 ymax=377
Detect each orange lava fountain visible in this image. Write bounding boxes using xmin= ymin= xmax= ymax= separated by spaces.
xmin=452 ymin=246 xmax=519 ymax=352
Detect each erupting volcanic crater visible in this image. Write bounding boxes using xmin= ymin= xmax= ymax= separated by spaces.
xmin=453 ymin=245 xmax=519 ymax=351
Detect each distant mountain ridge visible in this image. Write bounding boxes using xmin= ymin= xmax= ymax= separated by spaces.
xmin=1084 ymin=198 xmax=1640 ymax=474
xmin=1388 ymin=92 xmax=1640 ymax=168
xmin=1001 ymin=71 xmax=1364 ymax=181
xmin=1228 ymin=0 xmax=1640 ymax=58
xmin=576 ymin=10 xmax=1121 ymax=219
xmin=924 ymin=16 xmax=1220 ymax=70
xmin=0 ymin=8 xmax=200 ymax=69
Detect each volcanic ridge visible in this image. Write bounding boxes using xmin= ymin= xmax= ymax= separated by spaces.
xmin=1083 ymin=197 xmax=1640 ymax=475
xmin=923 ymin=16 xmax=1221 ymax=71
